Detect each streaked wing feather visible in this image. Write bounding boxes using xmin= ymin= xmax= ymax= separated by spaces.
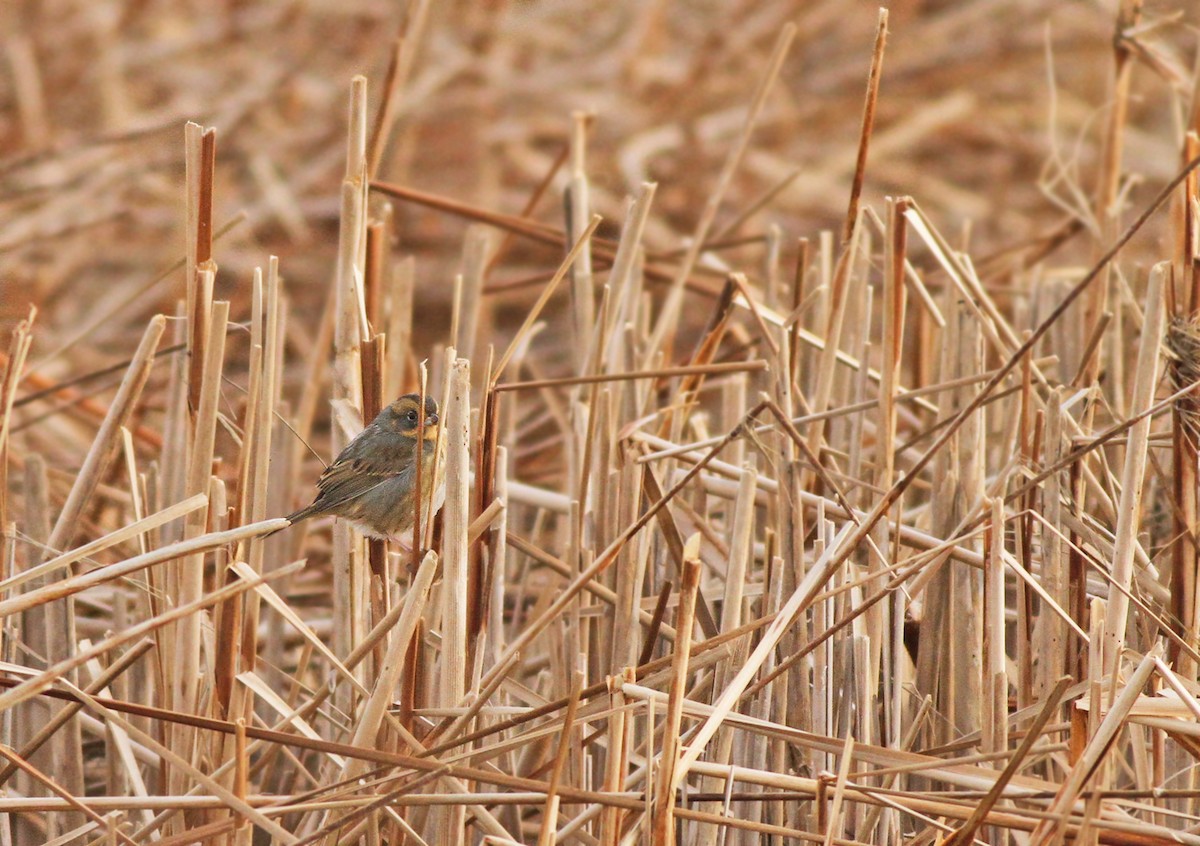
xmin=290 ymin=427 xmax=419 ymax=522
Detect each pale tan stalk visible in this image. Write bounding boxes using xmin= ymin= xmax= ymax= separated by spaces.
xmin=1101 ymin=263 xmax=1166 ymax=677
xmin=652 ymin=547 xmax=701 ymax=845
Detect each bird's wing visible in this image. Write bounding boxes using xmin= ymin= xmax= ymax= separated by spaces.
xmin=285 ymin=426 xmax=420 ymax=525
xmin=311 ymin=458 xmax=396 ymax=508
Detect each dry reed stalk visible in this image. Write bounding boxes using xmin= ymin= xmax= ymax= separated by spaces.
xmin=385 ymin=255 xmax=416 ymax=400
xmin=603 ymin=182 xmax=657 ymax=371
xmin=1168 ymin=310 xmax=1200 ymax=677
xmin=841 ymin=9 xmax=888 ymax=245
xmin=935 ymin=681 xmax=1071 ymax=846
xmin=982 ymin=498 xmax=1009 ymax=760
xmin=534 ymin=670 xmax=582 ymax=846
xmin=1169 ymin=159 xmax=1200 ymax=803
xmin=675 ymin=520 xmax=849 ymax=783
xmin=1101 ymin=262 xmax=1166 ymax=677
xmin=821 ymin=732 xmax=856 ymax=846
xmin=183 ymin=122 xmax=215 ymax=418
xmin=566 ymin=112 xmax=595 ymax=371
xmin=693 ymin=457 xmax=755 ymax=846
xmin=80 ymin=651 xmax=152 ymax=829
xmin=366 ymin=36 xmax=407 ymax=182
xmin=493 ymin=360 xmax=766 ymax=392
xmin=1039 ymin=389 xmax=1068 ymax=708
xmin=737 ymin=158 xmax=1200 ymax=797
xmin=4 ymin=672 xmax=1045 ymax=790
xmin=437 ymin=355 xmax=471 ymax=842
xmin=876 ymin=198 xmax=907 ymax=843
xmin=506 ymin=533 xmax=676 ymax=642
xmin=74 ymin=683 xmax=297 ymax=845
xmin=637 ymin=357 xmax=1056 ymax=464
xmin=332 ymin=76 xmax=370 ymax=682
xmin=635 ymin=429 xmax=985 ymax=569
xmin=929 ymin=290 xmax=985 ymax=740
xmin=230 ymin=260 xmax=284 ymax=751
xmin=177 ymin=292 xmax=226 ymax=726
xmin=652 ymin=547 xmax=700 ymax=845
xmin=800 ymin=8 xmax=887 ymax=490
xmin=1082 ymin=0 xmax=1141 ymax=394
xmin=0 ymin=309 xmax=34 ymax=558
xmin=0 ymin=742 xmax=135 ymax=846
xmin=456 ymin=226 xmax=491 ymax=364
xmin=489 ymin=215 xmax=603 ymax=385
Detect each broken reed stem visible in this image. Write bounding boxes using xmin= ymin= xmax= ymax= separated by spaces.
xmin=842 ymin=9 xmax=888 ymax=245
xmin=184 ymin=122 xmax=215 ymax=418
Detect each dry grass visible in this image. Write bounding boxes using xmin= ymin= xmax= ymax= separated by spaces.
xmin=6 ymin=1 xmax=1200 ymax=844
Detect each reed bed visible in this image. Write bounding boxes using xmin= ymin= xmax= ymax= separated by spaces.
xmin=6 ymin=1 xmax=1200 ymax=844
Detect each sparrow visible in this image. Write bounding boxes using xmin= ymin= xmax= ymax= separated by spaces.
xmin=273 ymin=393 xmax=446 ymax=544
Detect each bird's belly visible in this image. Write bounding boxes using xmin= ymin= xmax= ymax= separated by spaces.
xmin=347 ymin=475 xmax=417 ymax=536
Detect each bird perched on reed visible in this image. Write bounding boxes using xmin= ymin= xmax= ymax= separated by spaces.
xmin=270 ymin=393 xmax=446 ymax=545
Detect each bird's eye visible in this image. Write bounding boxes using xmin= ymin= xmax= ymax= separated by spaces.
xmin=407 ymin=410 xmax=418 ymax=423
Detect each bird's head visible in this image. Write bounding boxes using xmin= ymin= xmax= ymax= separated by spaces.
xmin=384 ymin=393 xmax=440 ymax=441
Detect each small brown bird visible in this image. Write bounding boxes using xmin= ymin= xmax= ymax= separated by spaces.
xmin=274 ymin=393 xmax=446 ymax=545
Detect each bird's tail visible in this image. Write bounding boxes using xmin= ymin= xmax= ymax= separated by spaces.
xmin=261 ymin=504 xmax=319 ymax=538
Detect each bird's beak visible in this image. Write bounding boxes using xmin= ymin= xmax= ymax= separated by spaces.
xmin=424 ymin=413 xmax=439 ymax=427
